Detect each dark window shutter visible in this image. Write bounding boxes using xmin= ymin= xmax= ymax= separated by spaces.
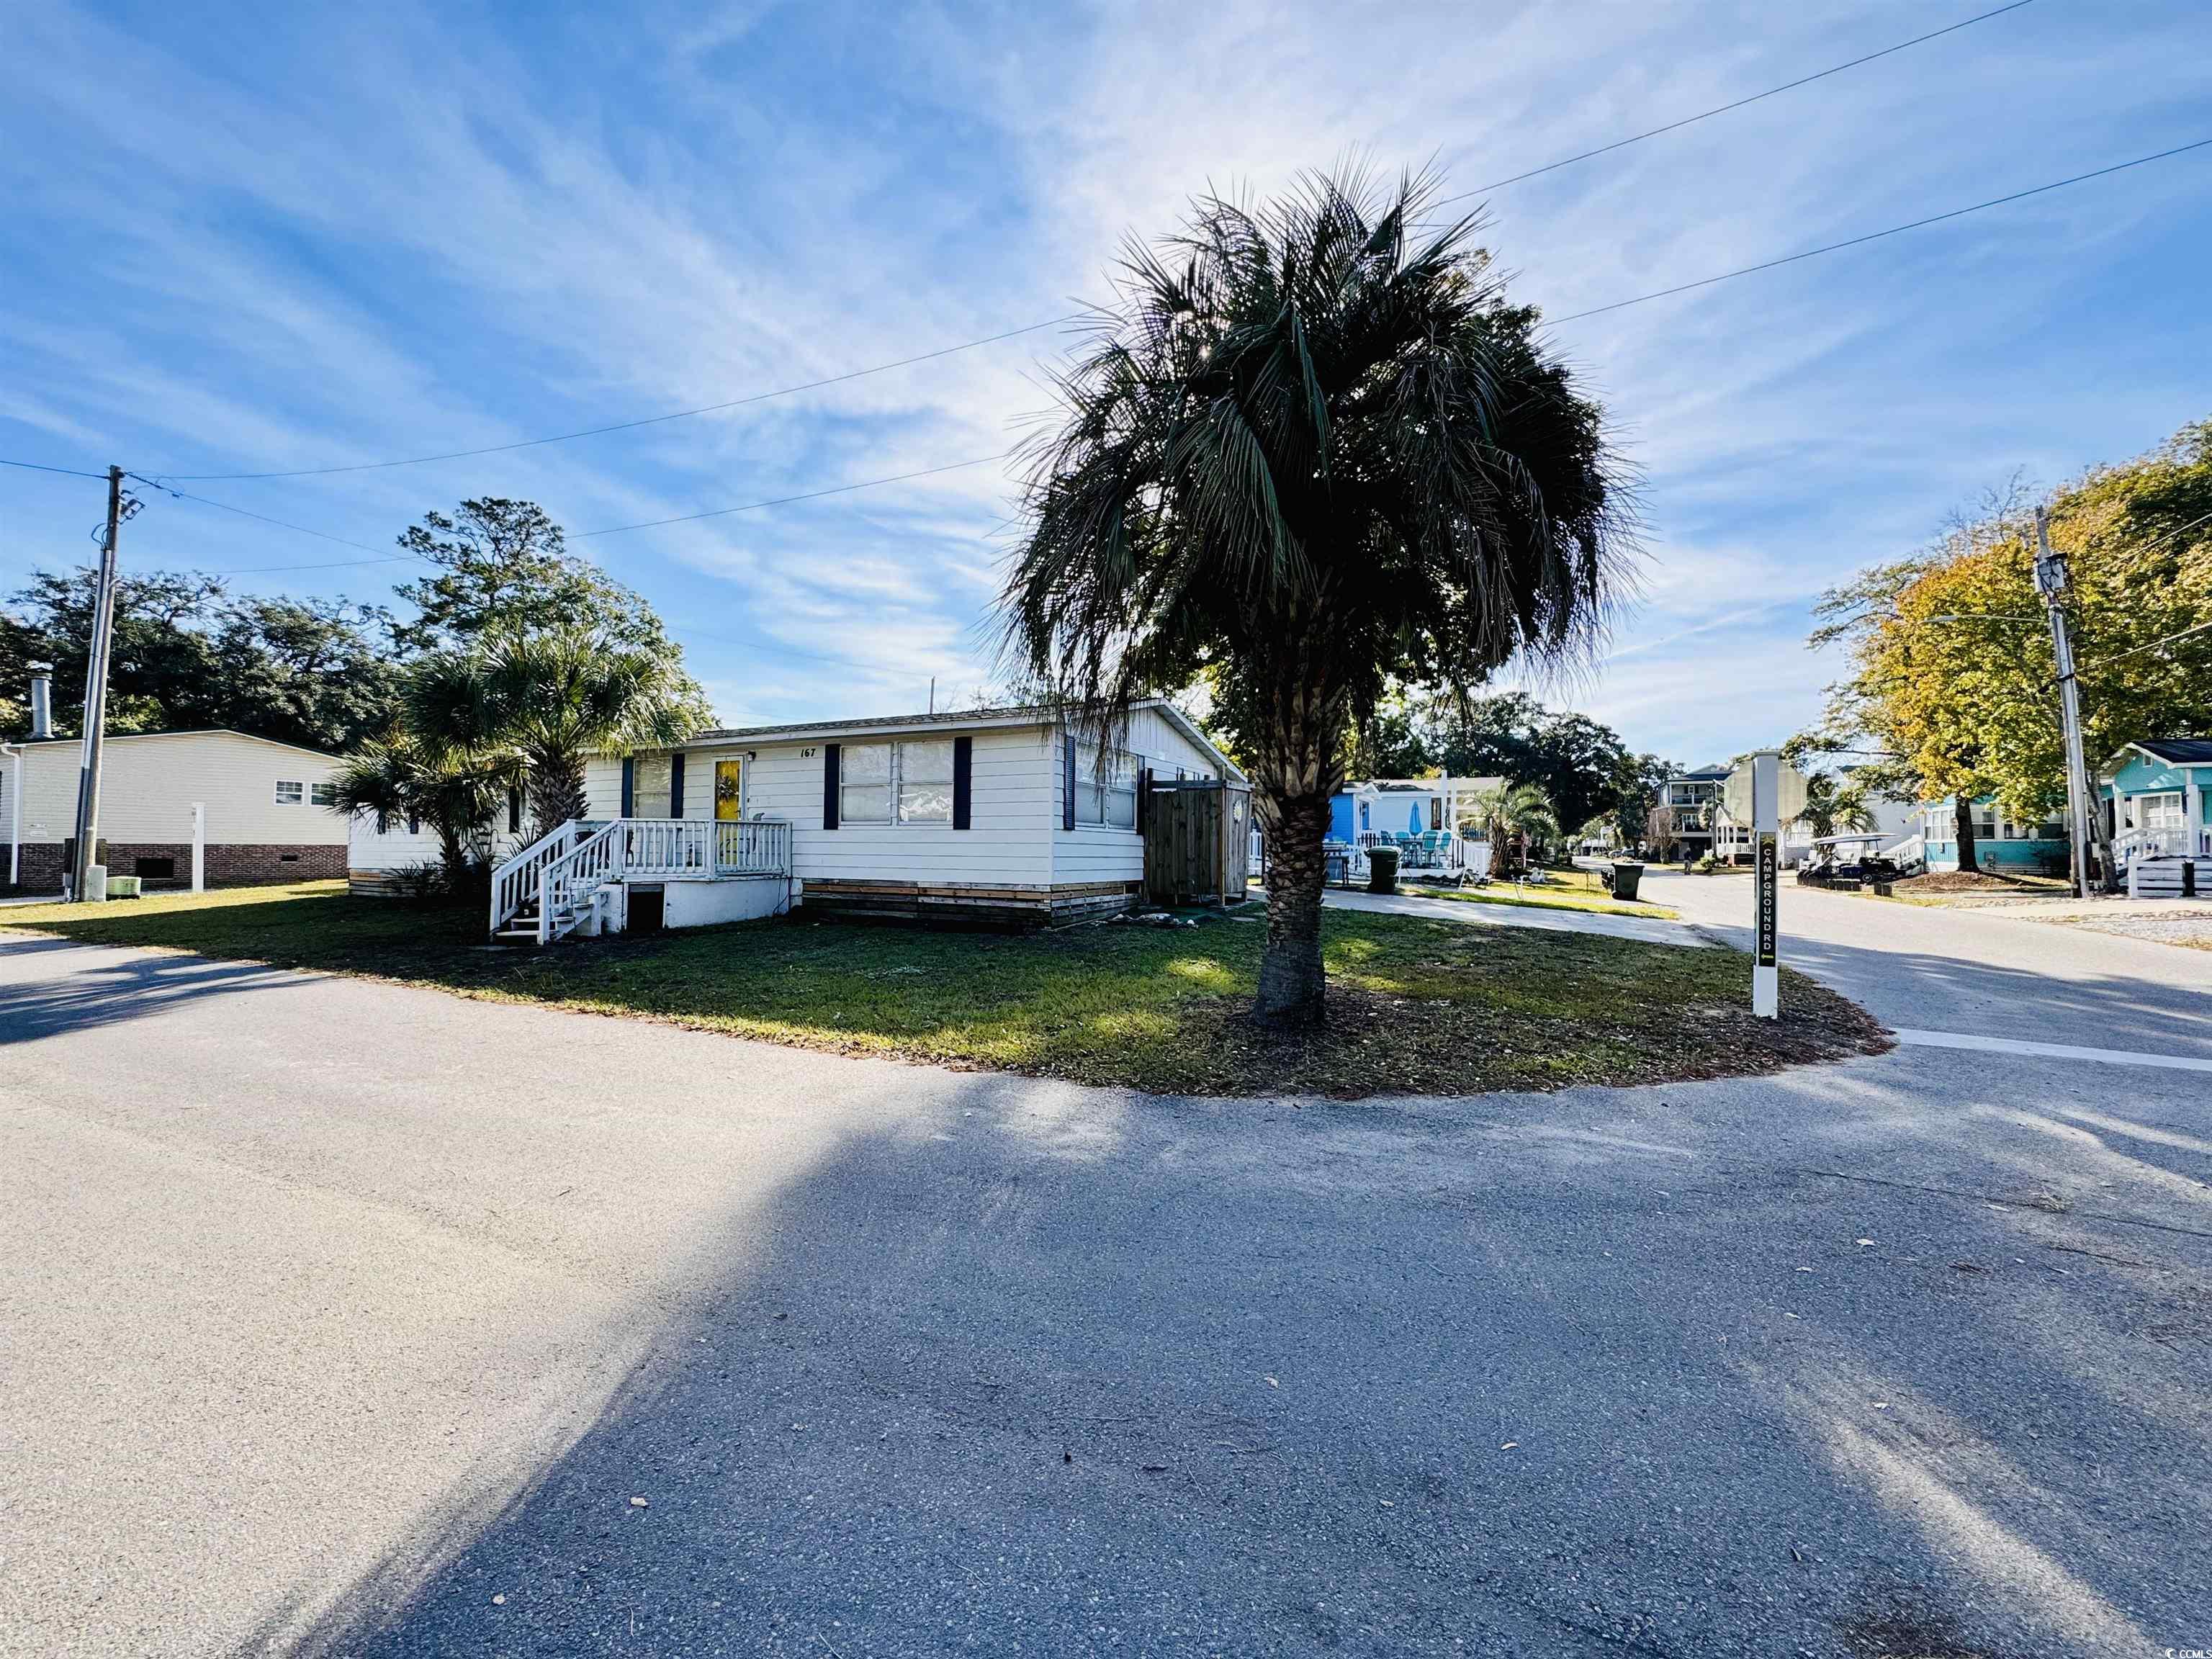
xmin=823 ymin=743 xmax=840 ymax=830
xmin=1136 ymin=766 xmax=1153 ymax=833
xmin=507 ymin=788 xmax=521 ymax=834
xmin=670 ymin=752 xmax=685 ymax=818
xmin=952 ymin=735 xmax=973 ymax=830
xmin=1062 ymin=734 xmax=1077 ymax=831
xmin=620 ymin=757 xmax=635 ymax=818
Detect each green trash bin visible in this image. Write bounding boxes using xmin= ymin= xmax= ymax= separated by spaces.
xmin=1367 ymin=845 xmax=1400 ymax=894
xmin=1609 ymin=860 xmax=1645 ymax=902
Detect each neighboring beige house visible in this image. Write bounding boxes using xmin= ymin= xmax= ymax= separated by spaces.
xmin=2 ymin=727 xmax=348 ymax=892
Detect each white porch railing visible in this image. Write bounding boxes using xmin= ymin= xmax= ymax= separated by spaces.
xmin=539 ymin=821 xmax=624 ymax=944
xmin=490 ymin=821 xmax=586 ymax=939
xmin=2116 ymin=827 xmax=2195 ymax=866
xmin=490 ymin=817 xmax=793 ymax=941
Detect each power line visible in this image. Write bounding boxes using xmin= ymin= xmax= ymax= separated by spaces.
xmin=25 ymin=141 xmax=2208 ymax=585
xmin=1437 ymin=0 xmax=2036 ymax=204
xmin=572 ymin=455 xmax=1004 ymax=539
xmin=2079 ymin=617 xmax=2212 ymax=673
xmin=127 ymin=474 xmax=401 ymax=559
xmin=1550 ymin=137 xmax=2212 ymax=323
xmin=81 ymin=11 xmax=2035 ymax=490
xmin=160 ymin=318 xmax=1082 ymax=483
xmin=0 ymin=456 xmax=109 ymax=479
xmin=128 ymin=456 xmax=1008 ymax=575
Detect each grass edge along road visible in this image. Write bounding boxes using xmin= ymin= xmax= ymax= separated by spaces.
xmin=2 ymin=882 xmax=1887 ymax=1097
xmin=1402 ymin=877 xmax=1680 ymax=920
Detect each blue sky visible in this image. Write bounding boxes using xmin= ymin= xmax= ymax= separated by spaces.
xmin=2 ymin=1 xmax=2206 ymax=765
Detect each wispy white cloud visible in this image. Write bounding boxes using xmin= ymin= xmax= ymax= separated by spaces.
xmin=1 ymin=0 xmax=2206 ymax=752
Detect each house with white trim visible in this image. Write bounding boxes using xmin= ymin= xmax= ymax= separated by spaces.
xmin=2101 ymin=739 xmax=2211 ymax=896
xmin=481 ymin=698 xmax=1242 ymax=940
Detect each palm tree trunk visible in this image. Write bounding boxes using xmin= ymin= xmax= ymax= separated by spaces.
xmin=435 ymin=820 xmax=470 ymax=886
xmin=528 ymin=750 xmax=590 ymax=842
xmin=1954 ymin=794 xmax=1980 ymax=873
xmin=1255 ymin=786 xmax=1330 ymax=1026
xmin=1250 ymin=654 xmax=1343 ymax=1028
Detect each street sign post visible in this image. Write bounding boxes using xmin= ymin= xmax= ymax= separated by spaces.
xmin=1749 ymin=750 xmax=1781 ymax=1018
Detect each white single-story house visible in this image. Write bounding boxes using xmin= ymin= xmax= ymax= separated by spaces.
xmin=3 ymin=714 xmax=349 ymax=894
xmin=484 ymin=698 xmax=1242 ymax=940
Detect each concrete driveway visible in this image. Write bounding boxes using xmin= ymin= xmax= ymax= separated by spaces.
xmin=3 ymin=902 xmax=2208 ymax=1658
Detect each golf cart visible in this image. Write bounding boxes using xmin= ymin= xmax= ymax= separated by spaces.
xmin=1797 ymin=832 xmax=1901 ymax=892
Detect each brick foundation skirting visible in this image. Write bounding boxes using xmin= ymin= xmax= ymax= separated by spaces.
xmin=7 ymin=840 xmax=344 ymax=891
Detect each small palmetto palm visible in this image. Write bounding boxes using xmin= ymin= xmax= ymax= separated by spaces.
xmin=405 ymin=629 xmax=693 ymax=840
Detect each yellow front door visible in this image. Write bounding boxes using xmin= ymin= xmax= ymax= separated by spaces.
xmin=714 ymin=759 xmax=743 ymax=820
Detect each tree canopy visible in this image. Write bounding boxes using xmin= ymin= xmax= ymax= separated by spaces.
xmin=1802 ymin=418 xmax=2212 ymax=824
xmin=1 ymin=496 xmax=714 ymax=753
xmin=1003 ymin=168 xmax=1636 ymax=1022
xmin=1 ymin=567 xmax=399 ymax=752
xmin=1327 ymin=685 xmax=1674 ymax=850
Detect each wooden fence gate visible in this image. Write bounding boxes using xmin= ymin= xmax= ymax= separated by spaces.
xmin=1141 ymin=777 xmax=1253 ymax=907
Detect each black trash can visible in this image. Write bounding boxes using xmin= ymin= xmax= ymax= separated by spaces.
xmin=1609 ymin=860 xmax=1645 ymax=902
xmin=1367 ymin=845 xmax=1400 ymax=894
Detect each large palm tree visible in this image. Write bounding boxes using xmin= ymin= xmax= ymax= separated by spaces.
xmin=1002 ymin=167 xmax=1634 ymax=1025
xmin=405 ymin=629 xmax=693 ymax=840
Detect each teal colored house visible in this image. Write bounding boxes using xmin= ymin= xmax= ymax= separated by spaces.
xmin=2102 ymin=739 xmax=2212 ymax=865
xmin=1917 ymin=799 xmax=2069 ymax=875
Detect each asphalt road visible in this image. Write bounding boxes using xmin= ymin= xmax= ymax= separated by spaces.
xmin=3 ymin=884 xmax=2208 ymax=1658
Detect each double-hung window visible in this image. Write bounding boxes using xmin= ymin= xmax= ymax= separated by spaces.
xmin=310 ymin=781 xmax=338 ymax=808
xmin=838 ymin=739 xmax=957 ymax=824
xmin=2142 ymin=793 xmax=2186 ymax=832
xmin=274 ymin=779 xmax=304 ymax=806
xmin=838 ymin=743 xmax=893 ymax=824
xmin=1074 ymin=747 xmax=1138 ymax=830
xmin=897 ymin=739 xmax=954 ymax=823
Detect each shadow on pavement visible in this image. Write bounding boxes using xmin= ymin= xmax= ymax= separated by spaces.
xmin=1695 ymin=920 xmax=2212 ymax=1061
xmin=240 ymin=1081 xmax=2205 ymax=1658
xmin=0 ymin=937 xmax=310 ymax=1045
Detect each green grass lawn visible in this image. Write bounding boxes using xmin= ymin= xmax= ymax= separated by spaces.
xmin=1401 ymin=873 xmax=1680 ymax=920
xmin=2 ymin=881 xmax=1887 ymax=1097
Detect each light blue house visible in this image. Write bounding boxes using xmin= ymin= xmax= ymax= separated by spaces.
xmin=1917 ymin=798 xmax=2069 ymax=875
xmin=2102 ymin=739 xmax=2212 ymax=864
xmin=1917 ymin=739 xmax=2212 ymax=881
xmin=1326 ymin=776 xmax=1502 ymax=845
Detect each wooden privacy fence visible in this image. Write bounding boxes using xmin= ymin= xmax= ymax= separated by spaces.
xmin=1141 ymin=775 xmax=1253 ymax=907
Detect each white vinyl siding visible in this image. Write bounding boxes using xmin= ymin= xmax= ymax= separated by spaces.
xmin=6 ymin=732 xmax=346 ymax=848
xmin=565 ymin=701 xmax=1234 ymax=896
xmin=1052 ymin=706 xmax=1222 ymax=887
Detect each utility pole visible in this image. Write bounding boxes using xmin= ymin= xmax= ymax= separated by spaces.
xmin=2032 ymin=506 xmax=2100 ymax=899
xmin=68 ymin=466 xmax=125 ymax=904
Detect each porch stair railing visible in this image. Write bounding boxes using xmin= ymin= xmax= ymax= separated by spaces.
xmin=490 ymin=821 xmax=585 ymax=940
xmin=489 ymin=817 xmax=793 ymax=943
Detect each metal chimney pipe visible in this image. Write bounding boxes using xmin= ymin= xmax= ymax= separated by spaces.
xmin=28 ymin=664 xmax=53 ymax=739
